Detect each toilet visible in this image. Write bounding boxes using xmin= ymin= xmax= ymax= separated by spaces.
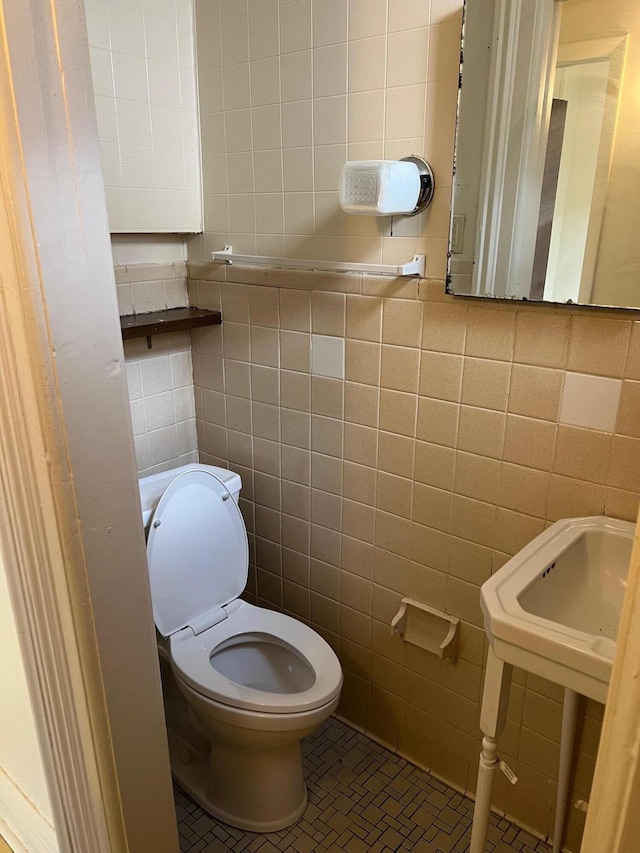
xmin=138 ymin=463 xmax=343 ymax=832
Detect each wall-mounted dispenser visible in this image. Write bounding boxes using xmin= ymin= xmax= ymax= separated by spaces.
xmin=339 ymin=155 xmax=435 ymax=216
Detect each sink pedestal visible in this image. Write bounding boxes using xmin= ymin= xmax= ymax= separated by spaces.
xmin=469 ymin=648 xmax=512 ymax=853
xmin=469 ymin=650 xmax=580 ymax=853
xmin=553 ymin=688 xmax=579 ymax=853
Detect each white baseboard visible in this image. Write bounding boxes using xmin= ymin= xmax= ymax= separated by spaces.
xmin=0 ymin=768 xmax=57 ymax=853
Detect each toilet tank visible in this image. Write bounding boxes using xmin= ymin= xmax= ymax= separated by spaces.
xmin=138 ymin=463 xmax=242 ymax=528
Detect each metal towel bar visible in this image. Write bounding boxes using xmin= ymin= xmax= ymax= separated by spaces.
xmin=211 ymin=245 xmax=426 ymax=277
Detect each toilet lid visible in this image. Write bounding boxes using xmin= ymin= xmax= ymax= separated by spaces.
xmin=146 ymin=470 xmax=248 ymax=638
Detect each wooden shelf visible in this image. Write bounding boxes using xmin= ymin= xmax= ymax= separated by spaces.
xmin=120 ymin=307 xmax=222 ymax=343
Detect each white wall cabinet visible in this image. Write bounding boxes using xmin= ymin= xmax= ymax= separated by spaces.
xmin=85 ymin=0 xmax=202 ymax=233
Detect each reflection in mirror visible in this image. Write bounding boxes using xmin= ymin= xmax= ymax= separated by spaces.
xmin=448 ymin=0 xmax=638 ymax=309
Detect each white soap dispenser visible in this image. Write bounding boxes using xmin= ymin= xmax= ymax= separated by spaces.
xmin=339 ymin=155 xmax=435 ymax=216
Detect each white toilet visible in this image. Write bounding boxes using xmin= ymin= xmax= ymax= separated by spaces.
xmin=138 ymin=464 xmax=343 ymax=832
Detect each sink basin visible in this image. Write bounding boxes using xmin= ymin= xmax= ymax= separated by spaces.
xmin=481 ymin=516 xmax=634 ymax=702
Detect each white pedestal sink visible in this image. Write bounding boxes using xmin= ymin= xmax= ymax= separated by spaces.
xmin=470 ymin=516 xmax=634 ymax=853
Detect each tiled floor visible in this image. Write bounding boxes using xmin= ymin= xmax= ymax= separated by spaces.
xmin=175 ymin=717 xmax=550 ymax=853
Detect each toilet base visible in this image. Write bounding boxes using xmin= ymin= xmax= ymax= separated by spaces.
xmin=167 ymin=728 xmax=308 ymax=832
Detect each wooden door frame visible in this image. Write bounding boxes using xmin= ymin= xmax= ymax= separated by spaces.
xmin=0 ymin=1 xmax=179 ymax=851
xmin=581 ymin=510 xmax=640 ymax=851
xmin=0 ymin=23 xmax=126 ymax=853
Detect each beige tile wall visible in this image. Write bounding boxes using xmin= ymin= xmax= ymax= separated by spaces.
xmin=117 ymin=262 xmax=198 ymax=475
xmin=188 ymin=261 xmax=640 ymax=850
xmin=184 ymin=0 xmax=640 ymax=847
xmin=188 ymin=0 xmax=457 ymax=275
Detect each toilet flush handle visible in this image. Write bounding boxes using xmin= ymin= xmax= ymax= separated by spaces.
xmin=153 ymin=519 xmax=161 ymax=528
xmin=222 ymin=492 xmax=230 ymax=501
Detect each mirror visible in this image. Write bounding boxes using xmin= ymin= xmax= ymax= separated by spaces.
xmin=448 ymin=0 xmax=639 ymax=309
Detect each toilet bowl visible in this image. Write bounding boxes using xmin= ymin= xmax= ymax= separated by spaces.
xmin=139 ymin=464 xmax=343 ymax=832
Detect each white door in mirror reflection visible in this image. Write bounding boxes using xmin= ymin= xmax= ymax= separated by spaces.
xmin=544 ymin=57 xmax=615 ymax=304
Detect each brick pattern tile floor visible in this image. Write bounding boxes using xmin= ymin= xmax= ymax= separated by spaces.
xmin=175 ymin=717 xmax=550 ymax=853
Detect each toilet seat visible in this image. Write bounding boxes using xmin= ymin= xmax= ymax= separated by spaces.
xmin=146 ymin=469 xmax=248 ymax=638
xmin=169 ymin=601 xmax=343 ymax=715
xmin=146 ymin=469 xmax=342 ymax=716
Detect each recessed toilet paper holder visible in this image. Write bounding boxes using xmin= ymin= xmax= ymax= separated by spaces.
xmin=391 ymin=597 xmax=459 ymax=660
xmin=401 ymin=156 xmax=435 ymax=215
